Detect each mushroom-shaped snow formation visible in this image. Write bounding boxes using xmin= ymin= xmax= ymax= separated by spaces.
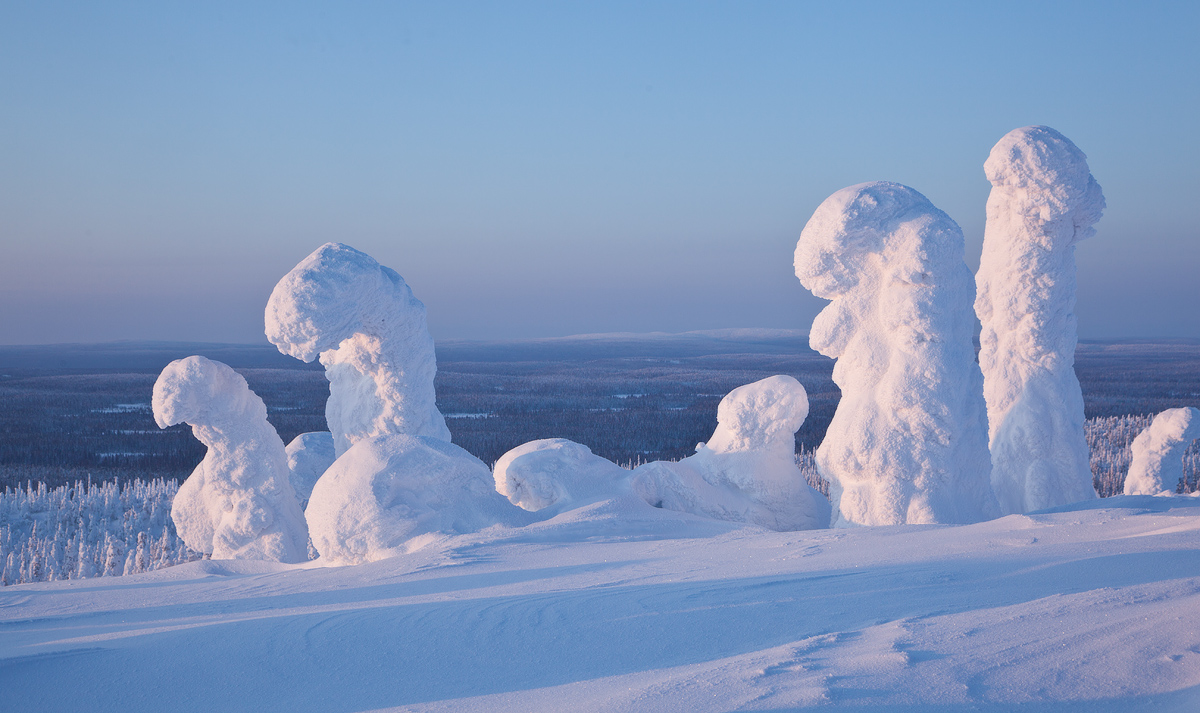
xmin=265 ymin=243 xmax=451 ymax=457
xmin=795 ymin=182 xmax=998 ymax=527
xmin=305 ymin=434 xmax=534 ymax=565
xmin=1124 ymin=408 xmax=1200 ymax=496
xmin=153 ymin=356 xmax=309 ymax=562
xmin=285 ymin=431 xmax=336 ymax=509
xmin=631 ymin=375 xmax=831 ymax=531
xmin=494 ymin=439 xmax=630 ymax=513
xmin=975 ymin=126 xmax=1105 ymax=514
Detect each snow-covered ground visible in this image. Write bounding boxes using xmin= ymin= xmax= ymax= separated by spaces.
xmin=3 ymin=494 xmax=1199 ymax=712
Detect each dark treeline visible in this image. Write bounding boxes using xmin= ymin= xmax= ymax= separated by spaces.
xmin=2 ymin=336 xmax=1198 ymax=488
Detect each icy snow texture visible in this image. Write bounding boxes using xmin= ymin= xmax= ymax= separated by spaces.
xmin=494 ymin=439 xmax=631 ymax=512
xmin=285 ymin=432 xmax=336 ymax=508
xmin=305 ymin=434 xmax=532 ymax=565
xmin=1124 ymin=408 xmax=1200 ymax=496
xmin=631 ymin=375 xmax=831 ymax=531
xmin=975 ymin=126 xmax=1105 ymax=514
xmin=265 ymin=243 xmax=451 ymax=457
xmin=795 ymin=182 xmax=998 ymax=527
xmin=152 ymin=356 xmax=309 ymax=563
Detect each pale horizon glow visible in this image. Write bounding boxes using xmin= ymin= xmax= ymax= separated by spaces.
xmin=1 ymin=2 xmax=1197 ymax=345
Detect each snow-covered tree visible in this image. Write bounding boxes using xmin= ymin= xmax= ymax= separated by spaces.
xmin=975 ymin=126 xmax=1105 ymax=514
xmin=795 ymin=182 xmax=998 ymax=527
xmin=265 ymin=243 xmax=451 ymax=457
xmin=153 ymin=355 xmax=309 ymax=563
xmin=1124 ymin=408 xmax=1200 ymax=496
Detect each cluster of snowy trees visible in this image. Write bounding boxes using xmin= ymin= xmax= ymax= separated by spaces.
xmin=7 ymin=124 xmax=1197 ymax=579
xmin=0 ymin=478 xmax=199 ymax=586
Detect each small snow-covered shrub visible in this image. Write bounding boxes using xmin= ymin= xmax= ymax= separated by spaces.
xmin=0 ymin=478 xmax=201 ymax=586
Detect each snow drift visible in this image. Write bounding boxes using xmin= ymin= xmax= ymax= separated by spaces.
xmin=1124 ymin=407 xmax=1200 ymax=496
xmin=494 ymin=438 xmax=631 ymax=513
xmin=152 ymin=356 xmax=309 ymax=563
xmin=631 ymin=375 xmax=830 ymax=531
xmin=975 ymin=126 xmax=1106 ymax=514
xmin=305 ymin=434 xmax=533 ymax=565
xmin=794 ymin=181 xmax=998 ymax=527
xmin=284 ymin=431 xmax=336 ymax=509
xmin=265 ymin=242 xmax=451 ymax=457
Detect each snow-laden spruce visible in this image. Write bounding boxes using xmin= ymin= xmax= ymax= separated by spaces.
xmin=153 ymin=356 xmax=309 ymax=563
xmin=306 ymin=435 xmax=533 ymax=565
xmin=265 ymin=243 xmax=451 ymax=457
xmin=285 ymin=431 xmax=336 ymax=509
xmin=631 ymin=375 xmax=831 ymax=531
xmin=494 ymin=439 xmax=631 ymax=513
xmin=976 ymin=126 xmax=1105 ymax=514
xmin=1124 ymin=408 xmax=1200 ymax=496
xmin=795 ymin=182 xmax=998 ymax=527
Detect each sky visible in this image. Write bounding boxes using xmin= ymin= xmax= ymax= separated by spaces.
xmin=1 ymin=1 xmax=1197 ymax=345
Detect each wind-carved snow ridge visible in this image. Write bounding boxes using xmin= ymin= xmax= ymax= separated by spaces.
xmin=976 ymin=126 xmax=1105 ymax=514
xmin=305 ymin=434 xmax=534 ymax=565
xmin=795 ymin=182 xmax=998 ymax=527
xmin=285 ymin=432 xmax=336 ymax=509
xmin=494 ymin=439 xmax=631 ymax=513
xmin=265 ymin=242 xmax=451 ymax=457
xmin=152 ymin=356 xmax=309 ymax=563
xmin=1124 ymin=408 xmax=1200 ymax=496
xmin=631 ymin=375 xmax=831 ymax=531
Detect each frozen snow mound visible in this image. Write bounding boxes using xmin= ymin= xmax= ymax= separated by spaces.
xmin=305 ymin=434 xmax=534 ymax=565
xmin=795 ymin=182 xmax=999 ymax=527
xmin=152 ymin=356 xmax=309 ymax=563
xmin=265 ymin=242 xmax=451 ymax=457
xmin=975 ymin=126 xmax=1105 ymax=514
xmin=285 ymin=431 xmax=336 ymax=508
xmin=1124 ymin=408 xmax=1200 ymax=496
xmin=494 ymin=438 xmax=631 ymax=513
xmin=631 ymin=375 xmax=831 ymax=531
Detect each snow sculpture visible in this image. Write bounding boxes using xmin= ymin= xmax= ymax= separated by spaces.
xmin=1123 ymin=408 xmax=1200 ymax=496
xmin=305 ymin=434 xmax=533 ymax=565
xmin=631 ymin=375 xmax=831 ymax=531
xmin=152 ymin=356 xmax=309 ymax=563
xmin=494 ymin=439 xmax=630 ymax=512
xmin=795 ymin=182 xmax=998 ymax=527
xmin=285 ymin=432 xmax=336 ymax=509
xmin=975 ymin=126 xmax=1106 ymax=514
xmin=265 ymin=242 xmax=451 ymax=457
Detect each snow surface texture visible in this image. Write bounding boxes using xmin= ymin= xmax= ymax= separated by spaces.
xmin=631 ymin=375 xmax=831 ymax=531
xmin=4 ymin=497 xmax=1200 ymax=712
xmin=1125 ymin=408 xmax=1200 ymax=496
xmin=284 ymin=431 xmax=336 ymax=509
xmin=976 ymin=126 xmax=1106 ymax=514
xmin=493 ymin=438 xmax=631 ymax=512
xmin=305 ymin=434 xmax=534 ymax=565
xmin=152 ymin=356 xmax=309 ymax=563
xmin=265 ymin=243 xmax=451 ymax=457
xmin=795 ymin=182 xmax=999 ymax=527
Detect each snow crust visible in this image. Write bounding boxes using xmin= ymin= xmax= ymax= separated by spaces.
xmin=794 ymin=182 xmax=998 ymax=527
xmin=152 ymin=356 xmax=309 ymax=563
xmin=284 ymin=431 xmax=336 ymax=508
xmin=265 ymin=243 xmax=451 ymax=456
xmin=493 ymin=438 xmax=630 ymax=513
xmin=975 ymin=126 xmax=1106 ymax=514
xmin=631 ymin=375 xmax=831 ymax=531
xmin=1124 ymin=407 xmax=1200 ymax=496
xmin=305 ymin=434 xmax=533 ymax=565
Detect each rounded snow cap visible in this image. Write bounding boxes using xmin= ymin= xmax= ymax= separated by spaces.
xmin=265 ymin=242 xmax=424 ymax=362
xmin=795 ymin=181 xmax=958 ymax=299
xmin=984 ymin=125 xmax=1105 ymax=237
xmin=153 ymin=355 xmax=258 ymax=428
xmin=705 ymin=375 xmax=809 ymax=454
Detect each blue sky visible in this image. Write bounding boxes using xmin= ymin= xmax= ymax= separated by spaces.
xmin=1 ymin=1 xmax=1197 ymax=344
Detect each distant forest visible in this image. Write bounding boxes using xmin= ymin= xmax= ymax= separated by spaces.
xmin=2 ymin=334 xmax=1199 ymax=489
